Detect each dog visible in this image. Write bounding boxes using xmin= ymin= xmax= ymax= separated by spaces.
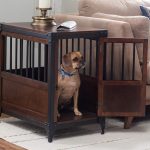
xmin=56 ymin=51 xmax=85 ymax=117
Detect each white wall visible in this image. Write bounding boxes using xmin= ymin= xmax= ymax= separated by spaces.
xmin=0 ymin=0 xmax=78 ymax=22
xmin=0 ymin=0 xmax=35 ymax=22
xmin=0 ymin=0 xmax=79 ymax=69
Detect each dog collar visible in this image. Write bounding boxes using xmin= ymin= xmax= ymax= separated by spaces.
xmin=59 ymin=66 xmax=77 ymax=78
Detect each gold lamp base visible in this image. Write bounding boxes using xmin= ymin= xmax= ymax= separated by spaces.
xmin=32 ymin=7 xmax=56 ymax=27
xmin=32 ymin=16 xmax=56 ymax=26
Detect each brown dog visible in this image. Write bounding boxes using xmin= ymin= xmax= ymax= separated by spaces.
xmin=57 ymin=51 xmax=85 ymax=117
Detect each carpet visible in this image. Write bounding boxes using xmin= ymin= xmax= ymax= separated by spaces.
xmin=0 ymin=138 xmax=27 ymax=150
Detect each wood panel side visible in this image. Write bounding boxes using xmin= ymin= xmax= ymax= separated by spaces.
xmin=2 ymin=76 xmax=48 ymax=122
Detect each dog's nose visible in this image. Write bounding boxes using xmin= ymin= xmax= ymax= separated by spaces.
xmin=80 ymin=60 xmax=86 ymax=69
xmin=80 ymin=59 xmax=85 ymax=65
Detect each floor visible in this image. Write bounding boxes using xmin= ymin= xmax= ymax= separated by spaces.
xmin=1 ymin=116 xmax=150 ymax=150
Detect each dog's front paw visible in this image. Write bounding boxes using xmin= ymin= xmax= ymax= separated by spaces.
xmin=57 ymin=112 xmax=60 ymax=118
xmin=74 ymin=109 xmax=82 ymax=116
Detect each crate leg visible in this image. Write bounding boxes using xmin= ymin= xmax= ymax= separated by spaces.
xmin=48 ymin=132 xmax=54 ymax=143
xmin=0 ymin=103 xmax=2 ymax=117
xmin=124 ymin=117 xmax=134 ymax=129
xmin=98 ymin=117 xmax=106 ymax=134
xmin=0 ymin=109 xmax=1 ymax=117
xmin=47 ymin=124 xmax=55 ymax=143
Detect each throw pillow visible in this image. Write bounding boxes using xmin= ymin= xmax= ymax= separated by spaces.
xmin=140 ymin=5 xmax=150 ymax=19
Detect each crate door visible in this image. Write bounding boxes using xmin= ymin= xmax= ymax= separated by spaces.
xmin=98 ymin=81 xmax=145 ymax=116
xmin=98 ymin=38 xmax=148 ymax=117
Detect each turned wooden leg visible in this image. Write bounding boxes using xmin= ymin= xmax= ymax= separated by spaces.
xmin=124 ymin=117 xmax=134 ymax=129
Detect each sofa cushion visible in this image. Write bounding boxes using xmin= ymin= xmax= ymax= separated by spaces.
xmin=79 ymin=0 xmax=141 ymax=17
xmin=140 ymin=0 xmax=150 ymax=7
xmin=92 ymin=12 xmax=150 ymax=60
xmin=55 ymin=14 xmax=142 ymax=81
xmin=140 ymin=5 xmax=150 ymax=19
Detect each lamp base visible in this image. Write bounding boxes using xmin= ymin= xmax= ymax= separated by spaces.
xmin=32 ymin=16 xmax=57 ymax=26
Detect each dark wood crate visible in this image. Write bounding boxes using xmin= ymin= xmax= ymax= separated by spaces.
xmin=0 ymin=22 xmax=107 ymax=142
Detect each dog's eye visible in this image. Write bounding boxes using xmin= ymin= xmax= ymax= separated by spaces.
xmin=72 ymin=57 xmax=78 ymax=62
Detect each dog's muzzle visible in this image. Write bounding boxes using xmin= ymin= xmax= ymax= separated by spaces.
xmin=79 ymin=60 xmax=86 ymax=69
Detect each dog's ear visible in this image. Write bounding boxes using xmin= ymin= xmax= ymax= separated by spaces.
xmin=62 ymin=53 xmax=72 ymax=67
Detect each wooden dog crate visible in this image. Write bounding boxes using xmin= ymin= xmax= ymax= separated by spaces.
xmin=0 ymin=23 xmax=107 ymax=142
xmin=0 ymin=22 xmax=148 ymax=142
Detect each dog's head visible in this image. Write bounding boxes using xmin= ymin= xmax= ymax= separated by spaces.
xmin=62 ymin=52 xmax=85 ymax=71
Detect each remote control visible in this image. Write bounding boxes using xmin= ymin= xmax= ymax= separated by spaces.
xmin=57 ymin=21 xmax=77 ymax=30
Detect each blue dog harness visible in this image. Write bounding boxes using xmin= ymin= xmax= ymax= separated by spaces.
xmin=59 ymin=66 xmax=77 ymax=79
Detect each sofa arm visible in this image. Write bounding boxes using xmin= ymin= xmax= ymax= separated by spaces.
xmin=141 ymin=0 xmax=150 ymax=7
xmin=92 ymin=13 xmax=150 ymax=62
xmin=55 ymin=14 xmax=134 ymax=38
xmin=92 ymin=13 xmax=150 ymax=39
xmin=55 ymin=14 xmax=142 ymax=81
xmin=125 ymin=16 xmax=149 ymax=39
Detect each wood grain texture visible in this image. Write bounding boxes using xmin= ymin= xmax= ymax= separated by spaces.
xmin=0 ymin=139 xmax=27 ymax=150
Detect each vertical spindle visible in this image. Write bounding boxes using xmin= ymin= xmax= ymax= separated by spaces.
xmin=15 ymin=38 xmax=18 ymax=74
xmin=26 ymin=41 xmax=29 ymax=77
xmin=44 ymin=44 xmax=48 ymax=82
xmin=110 ymin=43 xmax=114 ymax=80
xmin=132 ymin=43 xmax=136 ymax=80
xmin=38 ymin=43 xmax=41 ymax=81
xmin=32 ymin=42 xmax=35 ymax=79
xmin=10 ymin=37 xmax=12 ymax=72
xmin=121 ymin=43 xmax=125 ymax=80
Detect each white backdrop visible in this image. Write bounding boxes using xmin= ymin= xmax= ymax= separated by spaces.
xmin=0 ymin=0 xmax=79 ymax=69
xmin=0 ymin=0 xmax=35 ymax=22
xmin=0 ymin=0 xmax=78 ymax=22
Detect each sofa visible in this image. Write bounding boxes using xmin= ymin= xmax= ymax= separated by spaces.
xmin=55 ymin=0 xmax=150 ymax=127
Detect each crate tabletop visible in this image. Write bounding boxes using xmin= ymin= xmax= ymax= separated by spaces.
xmin=1 ymin=22 xmax=108 ymax=39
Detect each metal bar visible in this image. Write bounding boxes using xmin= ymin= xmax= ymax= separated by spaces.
xmin=66 ymin=38 xmax=68 ymax=54
xmin=47 ymin=34 xmax=58 ymax=142
xmin=0 ymin=25 xmax=5 ymax=115
xmin=72 ymin=38 xmax=74 ymax=52
xmin=110 ymin=43 xmax=114 ymax=80
xmin=38 ymin=43 xmax=41 ymax=81
xmin=99 ymin=117 xmax=105 ymax=134
xmin=44 ymin=44 xmax=48 ymax=82
xmin=4 ymin=37 xmax=7 ymax=71
xmin=15 ymin=38 xmax=18 ymax=74
xmin=121 ymin=43 xmax=125 ymax=80
xmin=29 ymin=41 xmax=32 ymax=68
xmin=26 ymin=41 xmax=29 ymax=77
xmin=9 ymin=37 xmax=12 ymax=72
xmin=32 ymin=42 xmax=35 ymax=79
xmin=132 ymin=43 xmax=136 ymax=80
xmin=103 ymin=42 xmax=107 ymax=80
xmin=96 ymin=39 xmax=100 ymax=77
xmin=20 ymin=39 xmax=23 ymax=75
xmin=78 ymin=38 xmax=80 ymax=50
xmin=89 ymin=39 xmax=92 ymax=76
xmin=60 ymin=39 xmax=62 ymax=64
xmin=83 ymin=38 xmax=86 ymax=75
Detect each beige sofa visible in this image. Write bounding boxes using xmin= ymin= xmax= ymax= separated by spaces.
xmin=55 ymin=0 xmax=150 ymax=101
xmin=55 ymin=0 xmax=150 ymax=126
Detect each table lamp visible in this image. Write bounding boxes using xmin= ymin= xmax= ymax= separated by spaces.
xmin=32 ymin=0 xmax=56 ymax=26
